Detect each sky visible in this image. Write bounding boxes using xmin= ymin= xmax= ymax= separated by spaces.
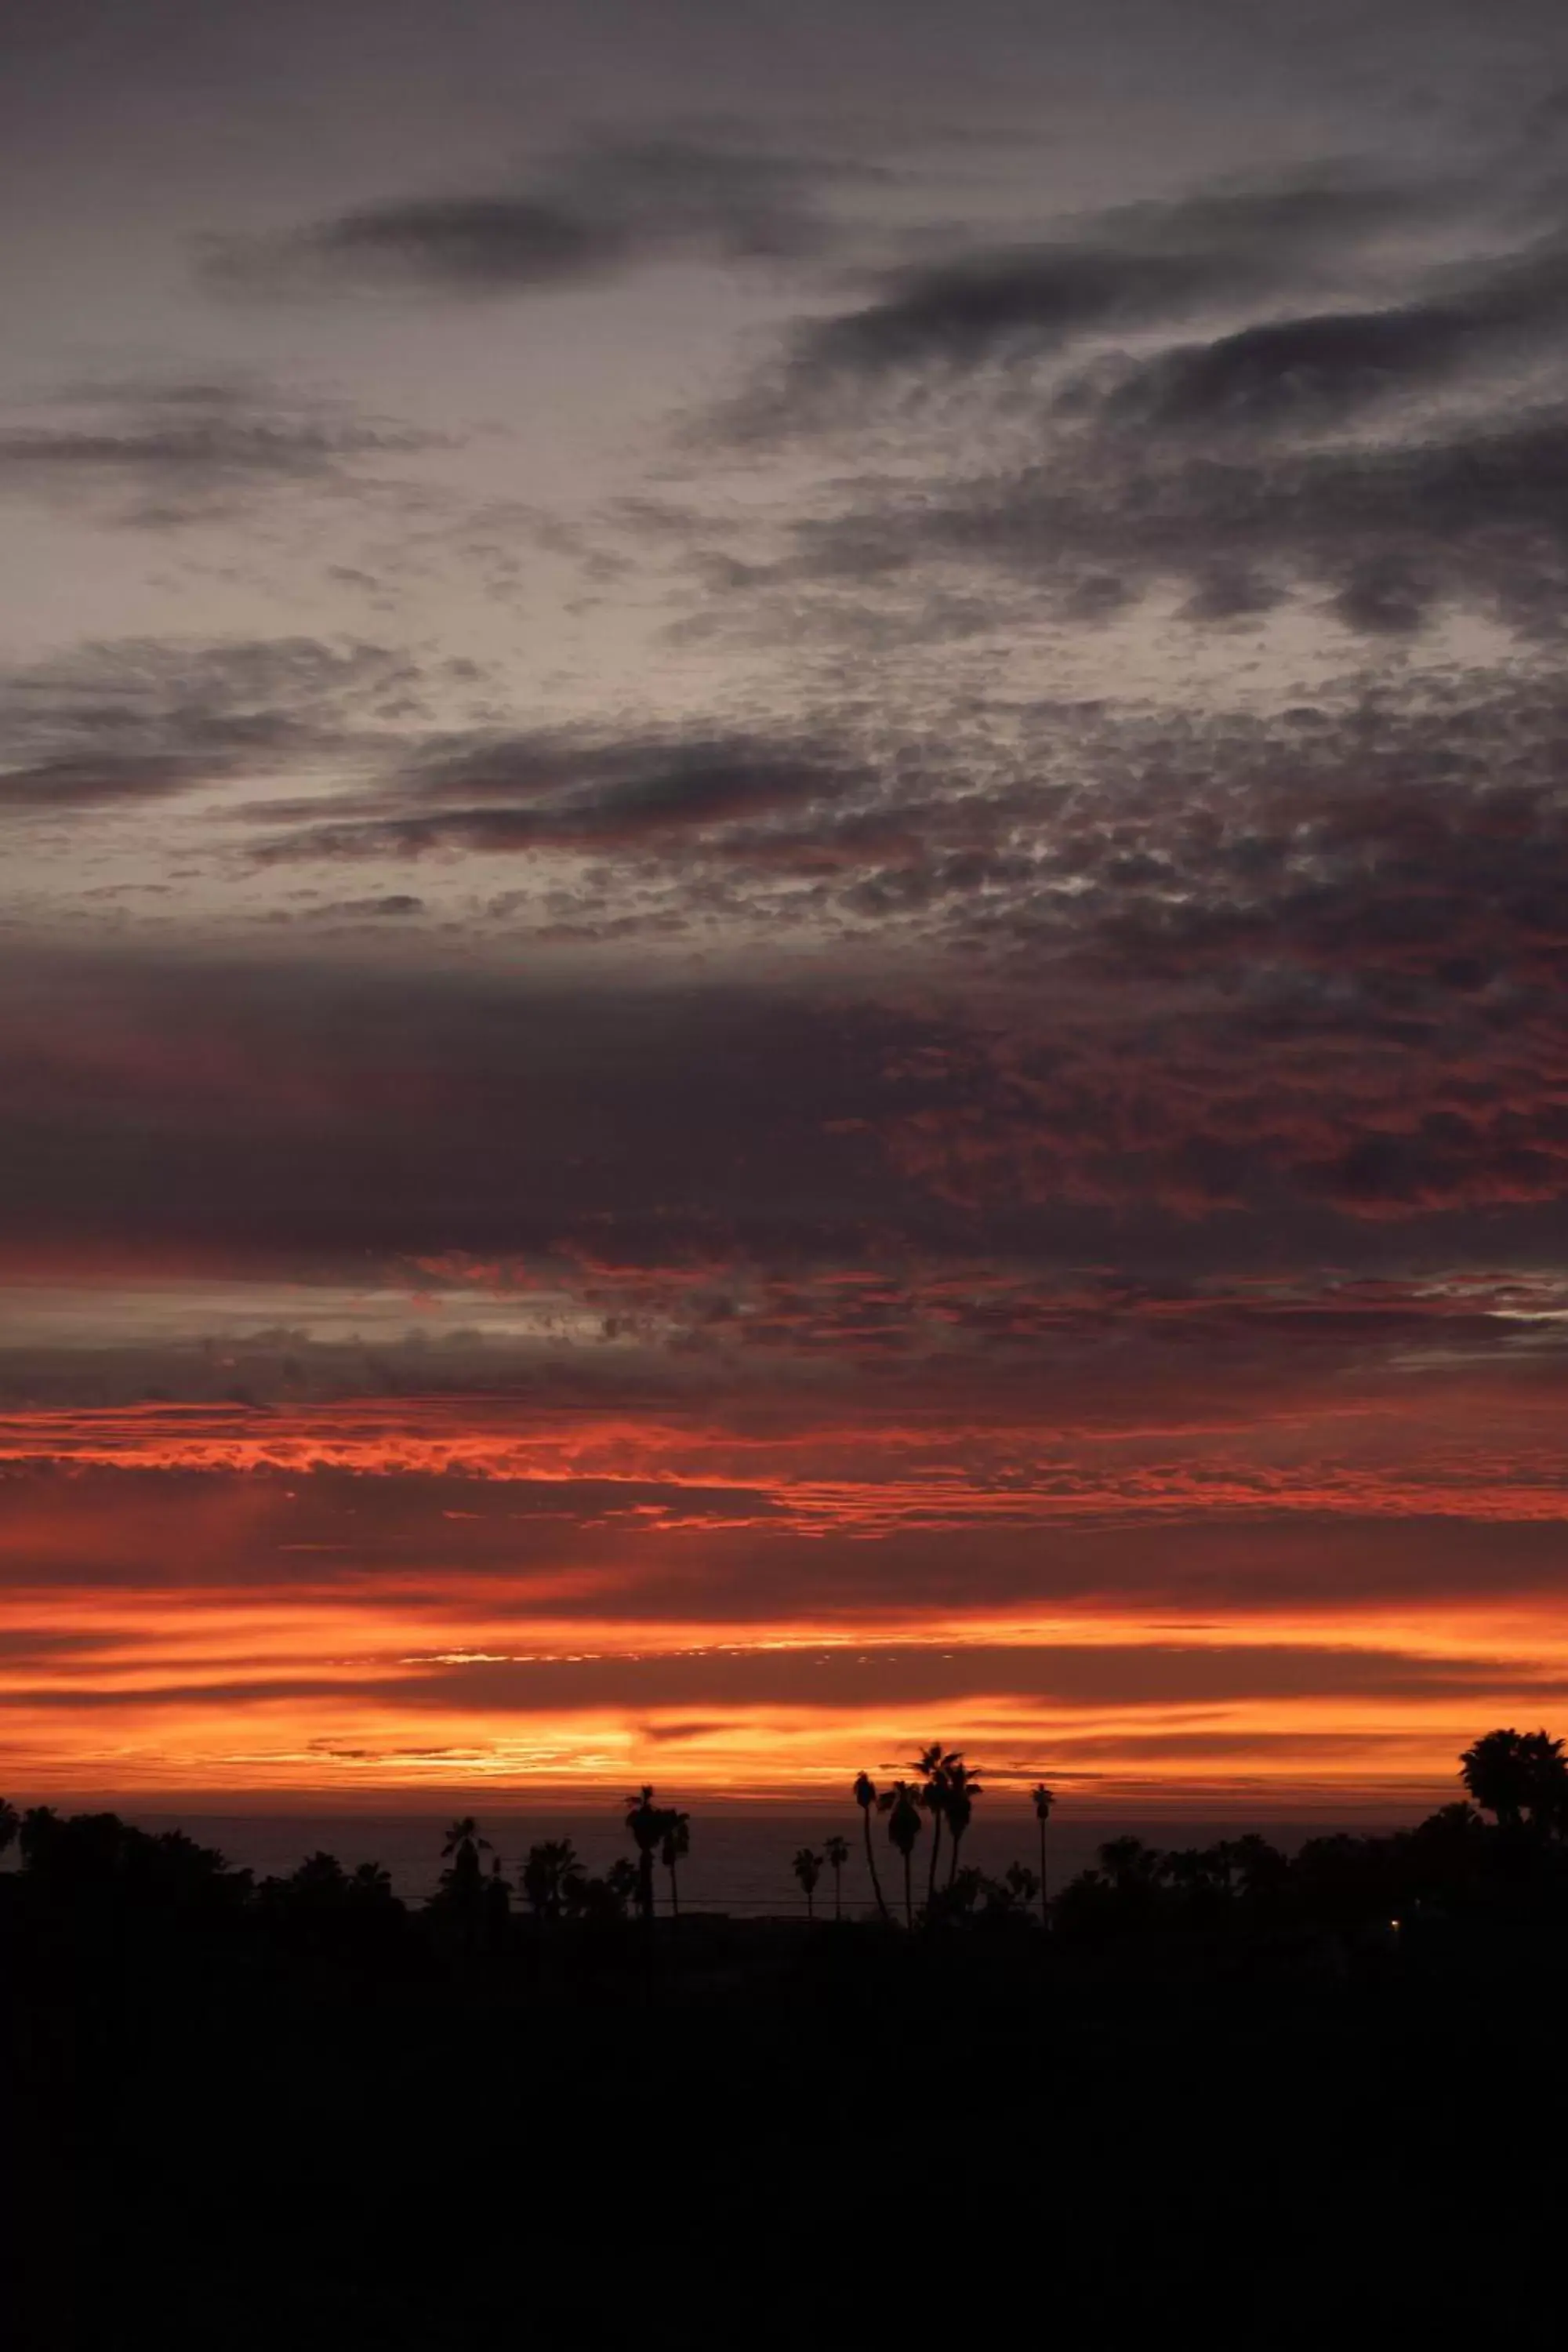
xmin=4 ymin=0 xmax=1568 ymax=1812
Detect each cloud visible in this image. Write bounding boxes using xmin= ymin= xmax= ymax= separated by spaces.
xmin=255 ymin=722 xmax=869 ymax=858
xmin=0 ymin=634 xmax=450 ymax=817
xmin=203 ymin=136 xmax=878 ymax=300
xmin=0 ymin=379 xmax=441 ymax=526
xmin=716 ymin=165 xmax=1483 ymax=438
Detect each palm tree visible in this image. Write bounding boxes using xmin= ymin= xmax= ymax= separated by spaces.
xmin=0 ymin=1798 xmax=17 ymax=1864
xmin=944 ymin=1759 xmax=984 ymax=1886
xmin=879 ymin=1780 xmax=924 ymax=1928
xmin=824 ymin=1833 xmax=850 ymax=1921
xmin=1031 ymin=1784 xmax=1054 ymax=1928
xmin=854 ymin=1772 xmax=891 ymax=1923
xmin=624 ymin=1785 xmax=663 ymax=1921
xmin=18 ymin=1806 xmax=59 ymax=1867
xmin=659 ymin=1809 xmax=691 ymax=1920
xmin=793 ymin=1847 xmax=825 ymax=1921
xmin=441 ymin=1817 xmax=492 ymax=1866
xmin=910 ymin=1743 xmax=959 ymax=1903
xmin=1458 ymin=1728 xmax=1567 ymax=1829
xmin=348 ymin=1860 xmax=393 ymax=1900
xmin=521 ymin=1838 xmax=586 ymax=1919
xmin=1519 ymin=1731 xmax=1568 ymax=1834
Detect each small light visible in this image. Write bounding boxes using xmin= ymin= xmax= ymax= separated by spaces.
xmin=1390 ymin=1917 xmax=1400 ymax=1931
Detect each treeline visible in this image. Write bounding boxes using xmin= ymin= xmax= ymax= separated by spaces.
xmin=6 ymin=1726 xmax=1568 ymax=1965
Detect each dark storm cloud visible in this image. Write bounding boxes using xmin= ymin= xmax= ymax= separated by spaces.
xmin=203 ymin=136 xmax=878 ymax=300
xmin=0 ymin=381 xmax=441 ymax=526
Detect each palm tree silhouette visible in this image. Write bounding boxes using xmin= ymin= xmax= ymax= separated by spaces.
xmin=521 ymin=1839 xmax=586 ymax=1919
xmin=854 ymin=1772 xmax=891 ymax=1924
xmin=1031 ymin=1784 xmax=1054 ymax=1927
xmin=441 ymin=1817 xmax=492 ymax=1864
xmin=659 ymin=1809 xmax=691 ymax=1920
xmin=943 ymin=1759 xmax=983 ymax=1886
xmin=879 ymin=1780 xmax=924 ymax=1928
xmin=1458 ymin=1727 xmax=1568 ymax=1831
xmin=793 ymin=1847 xmax=825 ymax=1920
xmin=911 ymin=1744 xmax=959 ymax=1904
xmin=824 ymin=1833 xmax=850 ymax=1921
xmin=625 ymin=1786 xmax=664 ymax=1922
xmin=18 ymin=1806 xmax=59 ymax=1866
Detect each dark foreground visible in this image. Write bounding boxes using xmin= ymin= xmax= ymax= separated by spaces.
xmin=6 ymin=1865 xmax=1567 ymax=2346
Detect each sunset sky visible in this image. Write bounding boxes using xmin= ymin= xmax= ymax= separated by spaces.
xmin=5 ymin=0 xmax=1568 ymax=1810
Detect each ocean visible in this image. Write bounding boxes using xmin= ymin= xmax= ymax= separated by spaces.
xmin=116 ymin=1802 xmax=1435 ymax=1917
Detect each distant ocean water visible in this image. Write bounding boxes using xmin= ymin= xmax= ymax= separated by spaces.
xmin=118 ymin=1804 xmax=1434 ymax=1917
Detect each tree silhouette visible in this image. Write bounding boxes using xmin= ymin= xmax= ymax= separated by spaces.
xmin=659 ymin=1809 xmax=691 ymax=1920
xmin=910 ymin=1743 xmax=959 ymax=1904
xmin=625 ymin=1786 xmax=664 ymax=1922
xmin=0 ymin=1798 xmax=17 ymax=1863
xmin=824 ymin=1833 xmax=850 ymax=1922
xmin=1460 ymin=1728 xmax=1568 ymax=1831
xmin=943 ymin=1759 xmax=984 ymax=1886
xmin=854 ymin=1772 xmax=891 ymax=1924
xmin=18 ymin=1806 xmax=59 ymax=1867
xmin=441 ymin=1817 xmax=492 ymax=1865
xmin=1032 ymin=1784 xmax=1054 ymax=1928
xmin=521 ymin=1839 xmax=586 ymax=1920
xmin=879 ymin=1780 xmax=924 ymax=1928
xmin=793 ymin=1847 xmax=825 ymax=1921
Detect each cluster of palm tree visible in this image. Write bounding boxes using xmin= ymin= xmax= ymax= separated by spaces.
xmin=851 ymin=1748 xmax=1057 ymax=1929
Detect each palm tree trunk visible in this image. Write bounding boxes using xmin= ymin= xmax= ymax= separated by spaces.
xmin=1039 ymin=1817 xmax=1048 ymax=1929
xmin=862 ymin=1810 xmax=890 ymax=1923
xmin=927 ymin=1810 xmax=942 ymax=1904
xmin=833 ymin=1864 xmax=842 ymax=1922
xmin=947 ymin=1829 xmax=961 ymax=1888
xmin=807 ymin=1886 xmax=815 ymax=1922
xmin=903 ymin=1849 xmax=913 ymax=1930
xmin=669 ymin=1864 xmax=680 ymax=1922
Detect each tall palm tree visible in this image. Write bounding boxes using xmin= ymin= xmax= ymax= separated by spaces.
xmin=824 ymin=1833 xmax=850 ymax=1921
xmin=625 ymin=1786 xmax=664 ymax=1922
xmin=793 ymin=1847 xmax=825 ymax=1921
xmin=879 ymin=1780 xmax=924 ymax=1928
xmin=854 ymin=1772 xmax=891 ymax=1923
xmin=943 ymin=1759 xmax=984 ymax=1886
xmin=441 ymin=1817 xmax=492 ymax=1864
xmin=659 ymin=1809 xmax=691 ymax=1920
xmin=910 ymin=1743 xmax=959 ymax=1903
xmin=1032 ymin=1784 xmax=1054 ymax=1928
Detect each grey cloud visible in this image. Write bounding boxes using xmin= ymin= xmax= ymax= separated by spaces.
xmin=256 ymin=724 xmax=868 ymax=857
xmin=203 ymin=136 xmax=877 ymax=300
xmin=1077 ymin=234 xmax=1568 ymax=439
xmin=0 ymin=380 xmax=441 ymax=525
xmin=0 ymin=635 xmax=435 ymax=815
xmin=718 ymin=167 xmax=1475 ymax=437
xmin=779 ymin=401 xmax=1568 ymax=639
